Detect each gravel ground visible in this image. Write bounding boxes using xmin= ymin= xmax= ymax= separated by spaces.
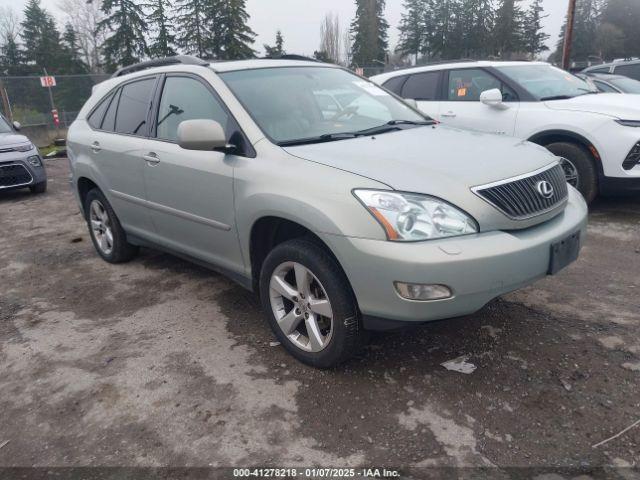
xmin=0 ymin=158 xmax=638 ymax=476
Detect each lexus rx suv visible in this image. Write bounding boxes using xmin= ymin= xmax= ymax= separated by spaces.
xmin=0 ymin=115 xmax=47 ymax=194
xmin=67 ymin=56 xmax=588 ymax=367
xmin=372 ymin=61 xmax=640 ymax=203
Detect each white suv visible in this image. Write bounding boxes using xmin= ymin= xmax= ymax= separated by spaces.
xmin=372 ymin=61 xmax=640 ymax=202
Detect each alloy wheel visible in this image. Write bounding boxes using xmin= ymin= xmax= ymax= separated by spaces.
xmin=269 ymin=262 xmax=334 ymax=353
xmin=559 ymin=157 xmax=579 ymax=188
xmin=89 ymin=199 xmax=114 ymax=255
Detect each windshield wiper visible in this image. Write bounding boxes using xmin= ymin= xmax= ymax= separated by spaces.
xmin=540 ymin=95 xmax=574 ymax=101
xmin=353 ymin=119 xmax=434 ymax=137
xmin=277 ymin=120 xmax=434 ymax=147
xmin=277 ymin=132 xmax=358 ymax=147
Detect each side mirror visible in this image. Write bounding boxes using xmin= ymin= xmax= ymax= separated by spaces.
xmin=177 ymin=119 xmax=227 ymax=151
xmin=480 ymin=89 xmax=507 ymax=109
xmin=404 ymin=98 xmax=418 ymax=109
xmin=12 ymin=121 xmax=21 ymax=131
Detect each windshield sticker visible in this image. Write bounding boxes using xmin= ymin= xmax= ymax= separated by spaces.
xmin=353 ymin=80 xmax=389 ymax=97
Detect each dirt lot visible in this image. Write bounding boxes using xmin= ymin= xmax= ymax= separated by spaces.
xmin=1 ymin=158 xmax=639 ymax=475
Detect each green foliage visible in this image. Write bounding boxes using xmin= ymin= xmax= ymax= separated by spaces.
xmin=264 ymin=30 xmax=285 ymax=58
xmin=147 ymin=0 xmax=176 ymax=58
xmin=211 ymin=0 xmax=257 ymax=60
xmin=174 ymin=0 xmax=210 ymax=57
xmin=522 ymin=0 xmax=549 ymax=58
xmin=98 ymin=0 xmax=149 ymax=70
xmin=350 ymin=0 xmax=389 ymax=67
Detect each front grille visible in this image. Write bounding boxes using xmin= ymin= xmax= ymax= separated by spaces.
xmin=0 ymin=147 xmax=17 ymax=153
xmin=0 ymin=163 xmax=33 ymax=188
xmin=473 ymin=164 xmax=568 ymax=220
xmin=622 ymin=142 xmax=640 ymax=170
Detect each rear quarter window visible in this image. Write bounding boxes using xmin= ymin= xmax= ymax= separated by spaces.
xmin=87 ymin=92 xmax=113 ymax=129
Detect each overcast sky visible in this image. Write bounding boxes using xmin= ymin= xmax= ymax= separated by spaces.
xmin=1 ymin=0 xmax=568 ymax=57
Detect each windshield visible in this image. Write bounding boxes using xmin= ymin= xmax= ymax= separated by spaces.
xmin=496 ymin=64 xmax=598 ymax=100
xmin=610 ymin=77 xmax=640 ymax=94
xmin=0 ymin=116 xmax=12 ymax=133
xmin=220 ymin=66 xmax=428 ymax=144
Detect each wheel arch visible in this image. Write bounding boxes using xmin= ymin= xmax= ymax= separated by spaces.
xmin=77 ymin=176 xmax=100 ymax=218
xmin=248 ymin=216 xmax=352 ymax=296
xmin=527 ymin=129 xmax=604 ymax=178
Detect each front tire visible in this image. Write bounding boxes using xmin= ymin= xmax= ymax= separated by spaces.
xmin=85 ymin=188 xmax=138 ymax=263
xmin=259 ymin=239 xmax=364 ymax=368
xmin=545 ymin=142 xmax=598 ymax=203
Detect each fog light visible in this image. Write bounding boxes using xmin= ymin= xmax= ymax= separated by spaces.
xmin=27 ymin=155 xmax=42 ymax=167
xmin=394 ymin=282 xmax=452 ymax=301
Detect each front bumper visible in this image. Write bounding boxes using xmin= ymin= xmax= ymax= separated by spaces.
xmin=0 ymin=154 xmax=47 ymax=191
xmin=322 ymin=187 xmax=588 ymax=330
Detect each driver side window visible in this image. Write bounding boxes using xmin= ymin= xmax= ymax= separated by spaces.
xmin=155 ymin=76 xmax=229 ymax=143
xmin=447 ymin=69 xmax=517 ymax=102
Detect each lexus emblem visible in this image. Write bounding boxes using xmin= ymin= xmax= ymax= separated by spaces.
xmin=536 ymin=180 xmax=554 ymax=199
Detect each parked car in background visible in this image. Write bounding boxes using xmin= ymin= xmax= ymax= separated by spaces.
xmin=583 ymin=59 xmax=640 ymax=82
xmin=577 ymin=72 xmax=640 ymax=94
xmin=372 ymin=61 xmax=640 ymax=202
xmin=0 ymin=114 xmax=47 ymax=194
xmin=67 ymin=56 xmax=587 ymax=367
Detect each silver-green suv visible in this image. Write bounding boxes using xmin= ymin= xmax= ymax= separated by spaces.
xmin=67 ymin=56 xmax=588 ymax=367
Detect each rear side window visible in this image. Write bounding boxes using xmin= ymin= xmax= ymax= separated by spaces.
xmin=589 ymin=67 xmax=611 ymax=74
xmin=155 ymin=76 xmax=229 ymax=143
xmin=87 ymin=92 xmax=113 ymax=129
xmin=382 ymin=75 xmax=408 ymax=95
xmin=614 ymin=64 xmax=640 ymax=81
xmin=401 ymin=72 xmax=441 ymax=100
xmin=102 ymin=89 xmax=121 ymax=131
xmin=115 ymin=77 xmax=156 ymax=136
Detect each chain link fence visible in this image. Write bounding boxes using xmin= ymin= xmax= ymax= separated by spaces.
xmin=0 ymin=74 xmax=110 ymax=129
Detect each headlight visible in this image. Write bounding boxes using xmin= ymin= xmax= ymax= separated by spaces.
xmin=616 ymin=120 xmax=640 ymax=128
xmin=15 ymin=142 xmax=35 ymax=152
xmin=353 ymin=190 xmax=478 ymax=241
xmin=27 ymin=155 xmax=42 ymax=167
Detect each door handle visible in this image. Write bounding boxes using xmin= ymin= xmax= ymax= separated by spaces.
xmin=91 ymin=141 xmax=101 ymax=153
xmin=143 ymin=152 xmax=160 ymax=165
xmin=441 ymin=112 xmax=457 ymax=118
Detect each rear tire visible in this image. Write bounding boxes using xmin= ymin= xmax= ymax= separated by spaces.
xmin=30 ymin=182 xmax=47 ymax=194
xmin=259 ymin=239 xmax=365 ymax=368
xmin=85 ymin=188 xmax=138 ymax=264
xmin=545 ymin=142 xmax=598 ymax=203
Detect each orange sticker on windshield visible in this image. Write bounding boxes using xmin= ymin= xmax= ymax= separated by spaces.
xmin=457 ymin=88 xmax=467 ymax=97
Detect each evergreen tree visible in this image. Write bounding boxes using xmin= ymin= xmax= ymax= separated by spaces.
xmin=61 ymin=23 xmax=89 ymax=73
xmin=174 ymin=0 xmax=210 ymax=57
xmin=552 ymin=0 xmax=602 ymax=63
xmin=211 ymin=0 xmax=256 ymax=60
xmin=493 ymin=0 xmax=525 ymax=59
xmin=397 ymin=0 xmax=427 ymax=63
xmin=264 ymin=30 xmax=285 ymax=58
xmin=350 ymin=0 xmax=389 ymax=67
xmin=20 ymin=0 xmax=64 ymax=71
xmin=98 ymin=0 xmax=149 ymax=70
xmin=522 ymin=0 xmax=549 ymax=59
xmin=0 ymin=37 xmax=26 ymax=76
xmin=600 ymin=0 xmax=640 ymax=59
xmin=147 ymin=0 xmax=176 ymax=58
xmin=464 ymin=0 xmax=495 ymax=58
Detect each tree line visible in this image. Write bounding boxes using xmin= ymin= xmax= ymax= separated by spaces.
xmin=2 ymin=0 xmax=640 ymax=78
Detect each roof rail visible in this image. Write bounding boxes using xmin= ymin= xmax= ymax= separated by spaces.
xmin=261 ymin=54 xmax=320 ymax=63
xmin=111 ymin=55 xmax=209 ymax=78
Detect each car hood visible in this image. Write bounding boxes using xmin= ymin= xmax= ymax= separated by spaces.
xmin=544 ymin=93 xmax=640 ymax=119
xmin=0 ymin=131 xmax=30 ymax=147
xmin=284 ymin=125 xmax=562 ymax=231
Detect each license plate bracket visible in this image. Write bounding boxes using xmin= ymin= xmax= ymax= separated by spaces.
xmin=549 ymin=231 xmax=581 ymax=275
